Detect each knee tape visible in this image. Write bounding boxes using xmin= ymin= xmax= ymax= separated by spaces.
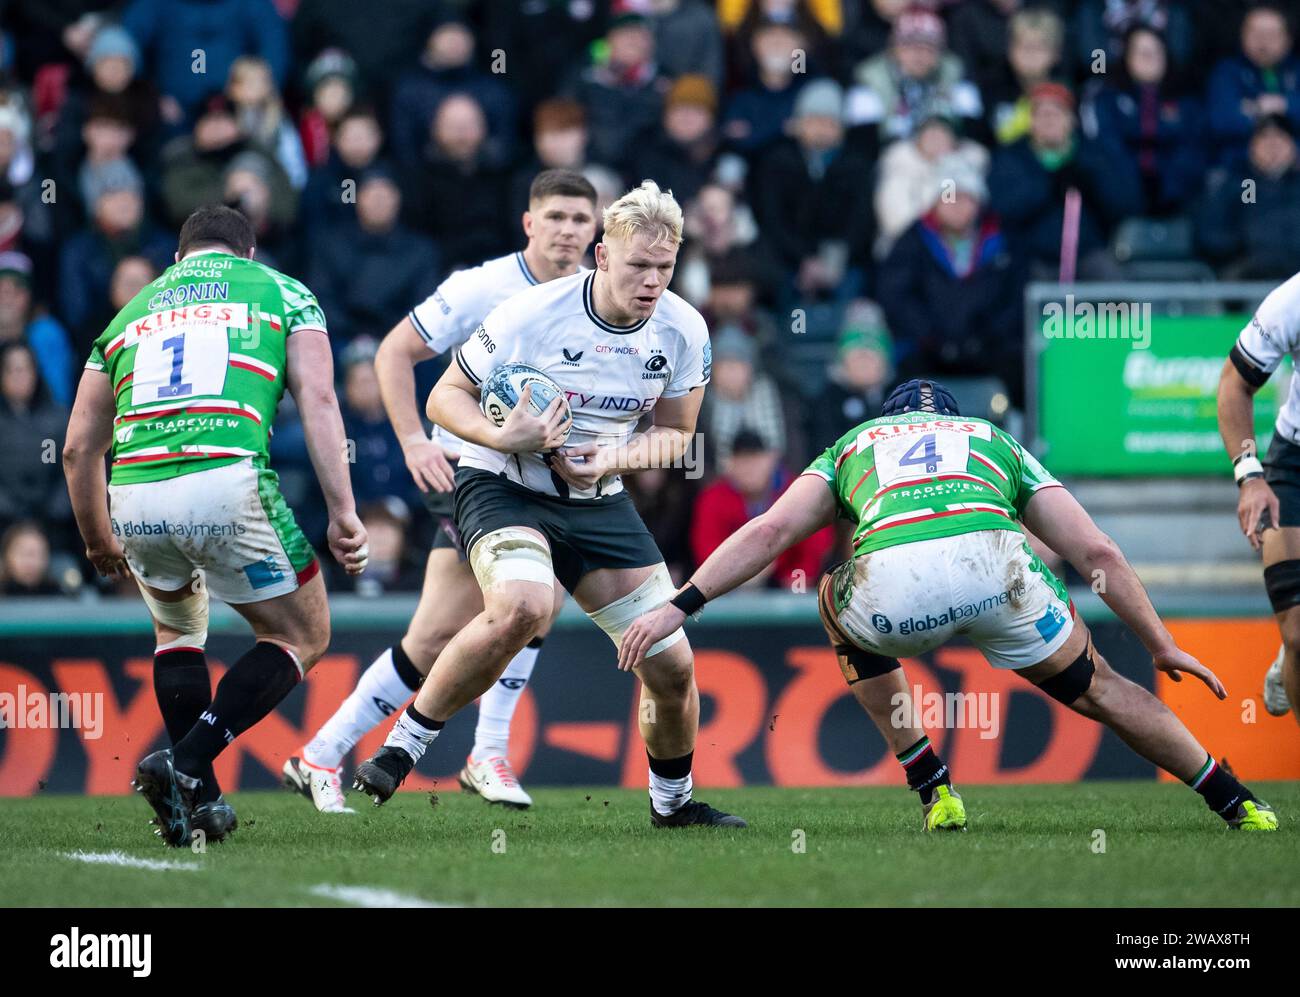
xmin=137 ymin=580 xmax=209 ymax=649
xmin=468 ymin=527 xmax=554 ymax=591
xmin=1264 ymin=559 xmax=1300 ymax=614
xmin=1037 ymin=641 xmax=1096 ymax=705
xmin=588 ymin=564 xmax=685 ymax=658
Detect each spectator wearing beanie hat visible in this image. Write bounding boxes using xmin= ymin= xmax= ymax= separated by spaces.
xmin=880 ymin=150 xmax=1026 ymax=402
xmin=59 ymin=158 xmax=171 ymax=341
xmin=560 ymin=12 xmax=668 ymax=170
xmin=699 ymin=324 xmax=792 ymax=469
xmin=298 ymin=48 xmax=361 ymax=169
xmin=848 ymin=6 xmax=984 ymax=142
xmin=874 ymin=113 xmax=990 ymax=258
xmin=637 ymin=74 xmax=720 ymax=205
xmin=750 ymin=78 xmax=874 ymax=302
xmin=81 ymin=25 xmax=160 ymax=143
xmin=0 ymin=252 xmax=76 ymax=407
xmin=645 ymin=0 xmax=725 ymax=89
xmin=806 ymin=299 xmax=896 ymax=453
xmin=509 ymin=99 xmax=589 ymax=215
xmin=988 ymin=81 xmax=1142 ymax=278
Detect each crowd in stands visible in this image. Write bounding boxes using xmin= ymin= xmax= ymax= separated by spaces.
xmin=0 ymin=0 xmax=1296 ymax=596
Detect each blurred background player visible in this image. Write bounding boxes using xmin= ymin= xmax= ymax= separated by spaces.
xmin=353 ymin=181 xmax=746 ymax=829
xmin=63 ymin=205 xmax=368 ymax=846
xmin=622 ymin=378 xmax=1279 ymax=832
xmin=282 ymin=169 xmax=598 ymax=812
xmin=1217 ymin=269 xmax=1300 ymax=726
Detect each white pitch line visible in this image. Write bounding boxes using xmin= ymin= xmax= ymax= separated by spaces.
xmin=63 ymin=850 xmax=201 ymax=872
xmin=308 ymin=884 xmax=452 ymax=908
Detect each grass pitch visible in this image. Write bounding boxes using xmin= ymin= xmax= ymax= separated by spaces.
xmin=1 ymin=782 xmax=1296 ymax=907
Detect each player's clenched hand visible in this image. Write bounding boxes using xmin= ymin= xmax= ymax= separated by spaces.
xmin=1153 ymin=646 xmax=1226 ymax=699
xmin=618 ymin=603 xmax=686 ymax=671
xmin=1237 ymin=478 xmax=1280 ymax=551
xmin=402 ymin=436 xmax=455 ymax=492
xmin=552 ymin=442 xmax=605 ymax=490
xmin=85 ymin=536 xmax=130 ymax=579
xmin=328 ymin=511 xmax=369 ymax=575
xmin=495 ymin=385 xmax=572 ymax=453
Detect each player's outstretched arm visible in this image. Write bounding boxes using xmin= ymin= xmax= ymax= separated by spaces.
xmin=1022 ymin=485 xmax=1225 ymax=697
xmin=617 ymin=474 xmax=836 ymax=670
xmin=376 ymin=316 xmax=454 ymax=493
xmin=63 ymin=368 xmax=129 ymax=578
xmin=1217 ymin=358 xmax=1278 ymax=549
xmin=287 ymin=329 xmax=368 ymax=575
xmin=427 ymin=361 xmax=569 ymax=452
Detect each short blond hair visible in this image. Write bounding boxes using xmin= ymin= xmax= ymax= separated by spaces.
xmin=602 ymin=180 xmax=683 ymax=251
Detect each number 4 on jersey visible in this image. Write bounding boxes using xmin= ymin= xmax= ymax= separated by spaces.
xmin=899 ymin=433 xmax=943 ymax=474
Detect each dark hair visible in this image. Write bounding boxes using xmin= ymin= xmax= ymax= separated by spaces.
xmin=528 ymin=168 xmax=597 ymax=207
xmin=0 ymin=341 xmax=49 ymax=413
xmin=177 ymin=204 xmax=256 ymax=258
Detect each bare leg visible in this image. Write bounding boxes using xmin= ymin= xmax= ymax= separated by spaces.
xmin=1018 ymin=620 xmax=1208 ymax=781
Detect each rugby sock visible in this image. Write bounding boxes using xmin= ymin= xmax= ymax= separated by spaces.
xmin=173 ymin=642 xmax=300 ymax=779
xmin=153 ymin=647 xmax=220 ymax=804
xmin=304 ymin=643 xmax=423 ymax=769
xmin=648 ymin=750 xmax=693 ymax=816
xmin=896 ymin=736 xmax=952 ymax=806
xmin=472 ymin=638 xmax=541 ymax=759
xmin=1188 ymin=754 xmax=1253 ymax=819
xmin=386 ymin=703 xmax=445 ymax=764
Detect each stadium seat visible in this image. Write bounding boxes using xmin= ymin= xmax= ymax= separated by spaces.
xmin=1111 ymin=216 xmax=1194 ymax=263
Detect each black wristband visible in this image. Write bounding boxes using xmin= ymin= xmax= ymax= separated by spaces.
xmin=670 ymin=583 xmax=707 ymax=615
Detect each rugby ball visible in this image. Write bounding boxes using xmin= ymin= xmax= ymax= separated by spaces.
xmin=480 ymin=362 xmax=572 ymax=447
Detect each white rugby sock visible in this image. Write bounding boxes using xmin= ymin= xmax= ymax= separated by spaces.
xmin=472 ymin=643 xmax=540 ymax=759
xmin=386 ymin=704 xmax=443 ymax=763
xmin=649 ymin=770 xmax=694 ymax=816
xmin=304 ymin=645 xmax=422 ymax=769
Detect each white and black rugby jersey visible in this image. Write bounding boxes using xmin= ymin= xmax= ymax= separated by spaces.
xmin=454 ymin=270 xmax=712 ymax=499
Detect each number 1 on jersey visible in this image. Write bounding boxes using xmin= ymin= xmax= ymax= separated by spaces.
xmin=157 ymin=334 xmax=192 ymax=398
xmin=899 ymin=433 xmax=942 ymax=474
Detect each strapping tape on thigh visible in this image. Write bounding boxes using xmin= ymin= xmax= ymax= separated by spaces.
xmin=136 ymin=580 xmax=209 ymax=648
xmin=589 ymin=565 xmax=685 ymax=658
xmin=468 ymin=527 xmax=554 ymax=591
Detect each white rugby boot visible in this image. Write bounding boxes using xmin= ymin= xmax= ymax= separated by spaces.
xmin=458 ymin=754 xmax=533 ymax=809
xmin=282 ymin=756 xmax=356 ymax=814
xmin=1264 ymin=645 xmax=1292 ymax=717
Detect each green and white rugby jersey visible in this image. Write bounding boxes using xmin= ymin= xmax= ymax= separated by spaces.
xmin=804 ymin=413 xmax=1061 ymax=555
xmin=85 ymin=251 xmax=326 ymax=484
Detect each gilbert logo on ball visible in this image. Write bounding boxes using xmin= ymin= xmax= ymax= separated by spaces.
xmin=480 ymin=362 xmax=572 ymax=447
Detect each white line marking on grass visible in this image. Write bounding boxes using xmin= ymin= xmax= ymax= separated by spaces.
xmin=63 ymin=850 xmax=201 ymax=872
xmin=308 ymin=884 xmax=452 ymax=908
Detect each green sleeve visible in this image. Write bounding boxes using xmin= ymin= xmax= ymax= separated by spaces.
xmin=280 ymin=276 xmax=328 ymax=335
xmin=85 ymin=342 xmax=106 ymax=372
xmin=803 ymin=441 xmax=839 ymax=484
xmin=1011 ymin=437 xmax=1061 ymax=514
